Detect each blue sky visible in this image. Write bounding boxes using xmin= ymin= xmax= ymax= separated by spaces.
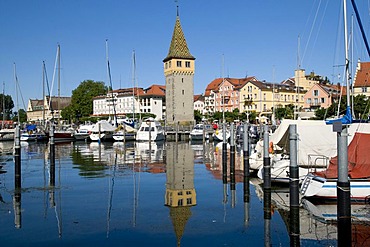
xmin=1 ymin=0 xmax=370 ymax=110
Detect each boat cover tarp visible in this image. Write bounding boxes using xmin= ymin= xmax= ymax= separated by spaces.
xmin=258 ymin=120 xmax=370 ymax=167
xmin=26 ymin=125 xmax=37 ymax=131
xmin=91 ymin=120 xmax=116 ymax=132
xmin=315 ymin=132 xmax=370 ymax=179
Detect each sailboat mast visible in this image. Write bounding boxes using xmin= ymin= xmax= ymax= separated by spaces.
xmin=343 ymin=0 xmax=350 ymax=108
xmin=132 ymin=50 xmax=135 ymax=121
xmin=2 ymin=82 xmax=5 ymax=129
xmin=13 ymin=63 xmax=20 ymax=124
xmin=57 ymin=44 xmax=61 ymax=123
xmin=42 ymin=61 xmax=45 ymax=125
xmin=105 ymin=39 xmax=117 ymax=127
xmin=221 ymin=54 xmax=225 ymax=124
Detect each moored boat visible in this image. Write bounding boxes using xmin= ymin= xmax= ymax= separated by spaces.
xmin=300 ymin=132 xmax=370 ymax=200
xmin=112 ymin=123 xmax=137 ymax=142
xmin=136 ymin=118 xmax=165 ymax=142
xmin=89 ymin=120 xmax=115 ymax=142
xmin=189 ymin=123 xmax=212 ymax=141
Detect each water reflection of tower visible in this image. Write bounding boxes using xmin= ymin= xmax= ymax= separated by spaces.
xmin=165 ymin=142 xmax=196 ymax=247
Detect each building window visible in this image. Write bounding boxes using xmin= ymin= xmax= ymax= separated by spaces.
xmin=321 ymin=98 xmax=325 ymax=103
xmin=362 ymin=87 xmax=368 ymax=93
xmin=185 ymin=61 xmax=190 ymax=68
xmin=182 ymin=90 xmax=184 ymax=95
xmin=177 ymin=61 xmax=182 ymax=67
xmin=313 ymin=90 xmax=319 ymax=96
xmin=169 ymin=61 xmax=171 ymax=68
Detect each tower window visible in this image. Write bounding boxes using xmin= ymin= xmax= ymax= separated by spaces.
xmin=169 ymin=61 xmax=171 ymax=68
xmin=185 ymin=61 xmax=190 ymax=68
xmin=177 ymin=61 xmax=182 ymax=67
xmin=182 ymin=90 xmax=184 ymax=95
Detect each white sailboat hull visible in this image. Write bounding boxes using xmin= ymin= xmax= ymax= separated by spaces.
xmin=301 ymin=174 xmax=370 ymax=200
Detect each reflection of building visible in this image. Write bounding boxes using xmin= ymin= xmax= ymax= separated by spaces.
xmin=165 ymin=142 xmax=196 ymax=246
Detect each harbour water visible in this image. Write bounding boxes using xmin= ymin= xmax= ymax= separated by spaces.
xmin=0 ymin=141 xmax=369 ymax=246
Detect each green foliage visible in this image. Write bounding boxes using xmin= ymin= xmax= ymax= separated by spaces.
xmin=0 ymin=94 xmax=14 ymax=120
xmin=314 ymin=95 xmax=369 ymax=120
xmin=274 ymin=104 xmax=294 ymax=120
xmin=194 ymin=110 xmax=202 ymax=123
xmin=61 ymin=80 xmax=107 ymax=121
xmin=12 ymin=108 xmax=27 ymax=123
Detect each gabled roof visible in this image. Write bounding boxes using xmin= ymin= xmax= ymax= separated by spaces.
xmin=29 ymin=99 xmax=44 ymax=109
xmin=243 ymin=80 xmax=308 ymax=94
xmin=163 ymin=16 xmax=194 ymax=62
xmin=204 ymin=77 xmax=257 ymax=96
xmin=143 ymin=84 xmax=166 ymax=97
xmin=354 ymin=61 xmax=370 ymax=87
xmin=194 ymin=94 xmax=204 ymax=102
xmin=47 ymin=96 xmax=71 ymax=111
xmin=281 ymin=78 xmax=295 ymax=85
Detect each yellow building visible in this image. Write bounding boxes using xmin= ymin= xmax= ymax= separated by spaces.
xmin=239 ymin=80 xmax=306 ymax=116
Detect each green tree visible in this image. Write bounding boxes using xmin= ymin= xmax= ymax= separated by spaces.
xmin=314 ymin=95 xmax=369 ymax=120
xmin=275 ymin=104 xmax=294 ymax=120
xmin=194 ymin=110 xmax=202 ymax=123
xmin=0 ymin=94 xmax=14 ymax=120
xmin=61 ymin=80 xmax=107 ymax=121
xmin=12 ymin=109 xmax=27 ymax=123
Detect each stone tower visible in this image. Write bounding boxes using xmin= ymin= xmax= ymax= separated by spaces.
xmin=163 ymin=9 xmax=195 ymax=126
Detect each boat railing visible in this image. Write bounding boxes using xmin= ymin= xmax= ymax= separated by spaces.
xmin=306 ymin=154 xmax=330 ymax=171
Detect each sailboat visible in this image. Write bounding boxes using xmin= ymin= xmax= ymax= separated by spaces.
xmin=300 ymin=0 xmax=370 ymax=200
xmin=48 ymin=44 xmax=75 ymax=142
xmin=112 ymin=50 xmax=139 ymax=142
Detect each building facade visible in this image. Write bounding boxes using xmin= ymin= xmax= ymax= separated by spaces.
xmin=163 ymin=11 xmax=195 ymax=126
xmin=26 ymin=96 xmax=71 ymax=123
xmin=92 ymin=85 xmax=165 ymax=121
xmin=353 ymin=61 xmax=370 ymax=97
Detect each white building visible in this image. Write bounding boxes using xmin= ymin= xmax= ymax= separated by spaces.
xmin=193 ymin=94 xmax=205 ymax=114
xmin=92 ymin=85 xmax=166 ymax=121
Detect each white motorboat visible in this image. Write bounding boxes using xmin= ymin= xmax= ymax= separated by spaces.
xmin=189 ymin=123 xmax=212 ymax=141
xmin=74 ymin=123 xmax=94 ymax=141
xmin=136 ymin=118 xmax=165 ymax=142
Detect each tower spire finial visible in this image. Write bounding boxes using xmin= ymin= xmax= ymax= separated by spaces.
xmin=175 ymin=0 xmax=179 ymax=16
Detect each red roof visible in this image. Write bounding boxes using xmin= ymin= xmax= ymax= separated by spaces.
xmin=204 ymin=77 xmax=256 ymax=96
xmin=354 ymin=62 xmax=370 ymax=87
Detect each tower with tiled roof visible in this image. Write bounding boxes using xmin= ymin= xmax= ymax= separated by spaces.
xmin=163 ymin=7 xmax=195 ymax=126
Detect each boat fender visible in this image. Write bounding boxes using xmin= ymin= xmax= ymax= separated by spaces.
xmin=268 ymin=142 xmax=274 ymax=154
